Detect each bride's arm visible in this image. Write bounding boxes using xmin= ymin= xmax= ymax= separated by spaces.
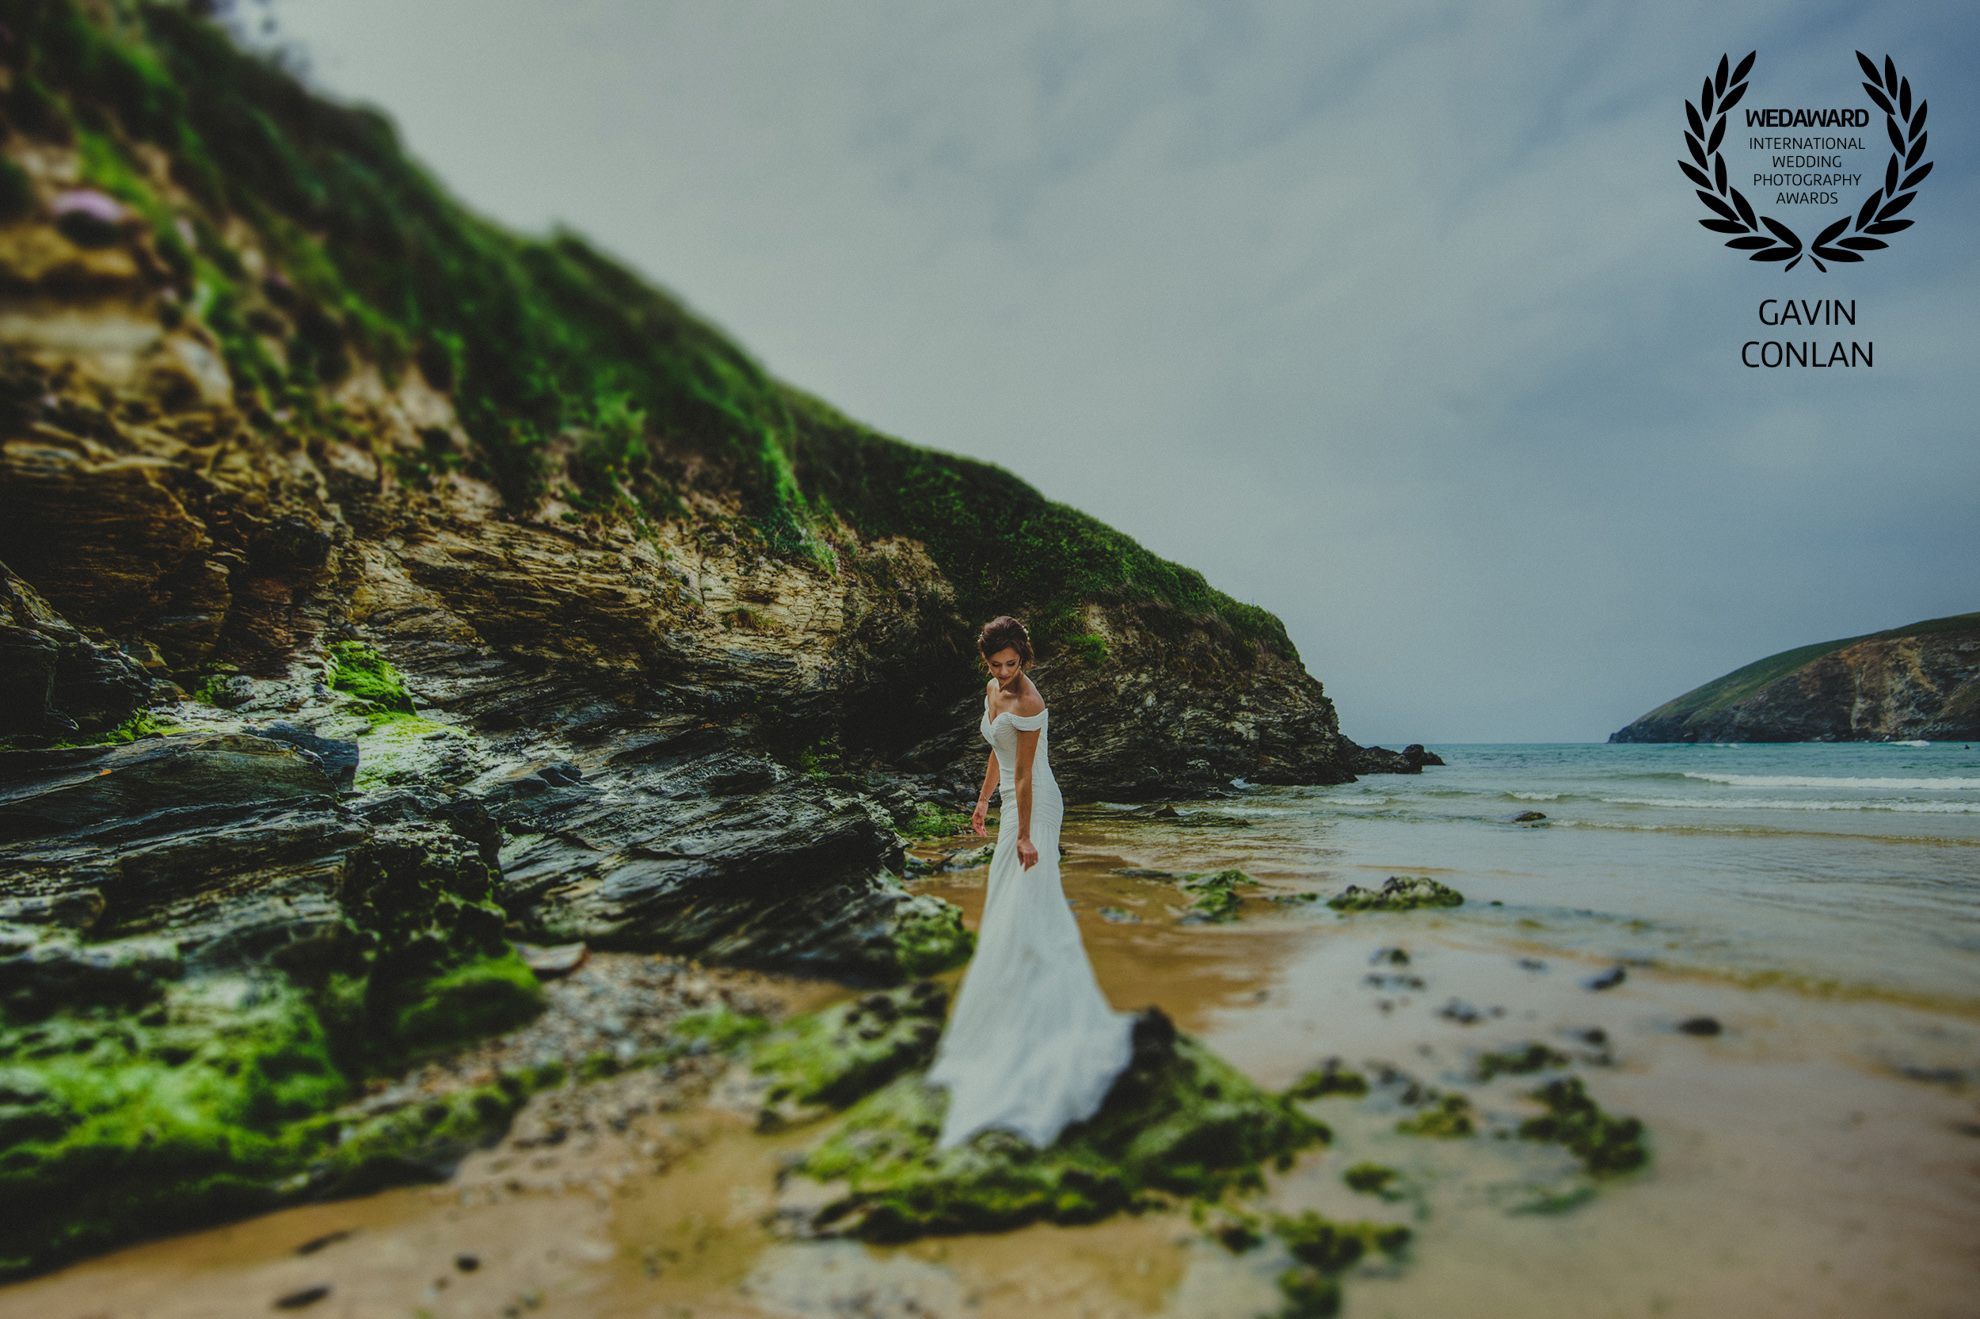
xmin=1012 ymin=728 xmax=1041 ymax=870
xmin=971 ymin=752 xmax=998 ymax=837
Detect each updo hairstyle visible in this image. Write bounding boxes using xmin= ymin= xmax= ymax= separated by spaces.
xmin=978 ymin=615 xmax=1034 ymax=667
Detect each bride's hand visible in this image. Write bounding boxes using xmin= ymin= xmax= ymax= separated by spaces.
xmin=970 ymin=800 xmax=988 ymax=837
xmin=1016 ymin=838 xmax=1039 ymax=870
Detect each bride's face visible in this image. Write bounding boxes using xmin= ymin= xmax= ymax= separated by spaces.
xmin=985 ymin=647 xmax=1023 ymax=690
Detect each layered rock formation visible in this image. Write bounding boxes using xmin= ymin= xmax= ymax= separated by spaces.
xmin=1611 ymin=613 xmax=1980 ymax=743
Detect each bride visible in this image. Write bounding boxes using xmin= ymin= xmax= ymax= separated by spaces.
xmin=925 ymin=615 xmax=1136 ymax=1149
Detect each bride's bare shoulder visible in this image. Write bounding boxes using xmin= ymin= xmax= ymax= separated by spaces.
xmin=1015 ymin=676 xmax=1046 ymax=717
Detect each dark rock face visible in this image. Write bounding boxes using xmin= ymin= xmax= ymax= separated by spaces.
xmin=1613 ymin=615 xmax=1980 ymax=742
xmin=1351 ymin=743 xmax=1443 ymax=775
xmin=0 ymin=734 xmax=360 ymax=991
xmin=0 ymin=564 xmax=152 ymax=738
xmin=902 ymin=647 xmax=1357 ymax=801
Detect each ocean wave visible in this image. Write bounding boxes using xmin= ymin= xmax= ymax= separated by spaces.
xmin=1681 ymin=772 xmax=1980 ymax=791
xmin=1601 ymin=796 xmax=1980 ymax=814
xmin=1510 ymin=791 xmax=1562 ymax=801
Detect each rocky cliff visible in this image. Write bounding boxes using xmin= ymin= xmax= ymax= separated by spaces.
xmin=1610 ymin=613 xmax=1980 ymax=743
xmin=0 ymin=1 xmax=1366 ymax=1273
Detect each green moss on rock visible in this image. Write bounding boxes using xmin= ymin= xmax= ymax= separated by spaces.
xmin=749 ymin=981 xmax=948 ymax=1126
xmin=1395 ymin=1093 xmax=1473 ymax=1138
xmin=1517 ymin=1076 xmax=1647 ymax=1175
xmin=294 ymin=1067 xmax=551 ymax=1198
xmin=789 ymin=1010 xmax=1326 ymax=1240
xmin=1179 ymin=870 xmax=1248 ymax=924
xmin=392 ymin=952 xmax=543 ymax=1054
xmin=0 ymin=979 xmax=344 ymax=1278
xmin=1269 ymin=1210 xmax=1412 ymax=1318
xmin=327 ymin=641 xmax=416 ymax=719
xmin=337 ymin=821 xmax=538 ymax=1059
xmin=899 ymin=803 xmax=973 ymax=840
xmin=891 ymin=898 xmax=974 ymax=979
xmin=1475 ymin=1041 xmax=1569 ymax=1082
xmin=672 ymin=1004 xmax=771 ymax=1052
xmin=1194 ymin=1201 xmax=1265 ymax=1252
xmin=0 ymin=815 xmax=552 ymax=1278
xmin=1342 ymin=1163 xmax=1402 ymax=1198
xmin=1327 ymin=876 xmax=1464 ymax=914
xmin=1286 ymin=1059 xmax=1368 ymax=1100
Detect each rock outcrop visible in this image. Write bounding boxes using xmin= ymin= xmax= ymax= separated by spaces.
xmin=0 ymin=0 xmax=1357 ymax=985
xmin=0 ymin=2 xmax=1370 ymax=1274
xmin=1352 ymin=743 xmax=1445 ymax=775
xmin=1611 ymin=613 xmax=1980 ymax=743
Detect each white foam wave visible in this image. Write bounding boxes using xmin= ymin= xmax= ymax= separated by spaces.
xmin=1602 ymin=796 xmax=1980 ymax=814
xmin=1511 ymin=792 xmax=1562 ymax=801
xmin=1681 ymin=772 xmax=1980 ymax=791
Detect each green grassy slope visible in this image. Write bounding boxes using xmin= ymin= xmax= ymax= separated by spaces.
xmin=2 ymin=0 xmax=1289 ymax=659
xmin=1636 ymin=612 xmax=1980 ymax=723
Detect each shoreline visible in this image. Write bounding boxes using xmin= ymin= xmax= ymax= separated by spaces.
xmin=9 ymin=767 xmax=1976 ymax=1317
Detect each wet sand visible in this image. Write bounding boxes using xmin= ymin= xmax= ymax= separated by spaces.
xmin=5 ymin=799 xmax=1978 ymax=1319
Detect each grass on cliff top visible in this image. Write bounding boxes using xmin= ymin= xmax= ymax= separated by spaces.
xmin=1630 ymin=611 xmax=1980 ymax=725
xmin=2 ymin=0 xmax=1297 ymax=665
xmin=787 ymin=389 xmax=1295 ymax=659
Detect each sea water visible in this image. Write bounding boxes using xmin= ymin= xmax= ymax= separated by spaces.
xmin=1207 ymin=741 xmax=1980 ymax=1003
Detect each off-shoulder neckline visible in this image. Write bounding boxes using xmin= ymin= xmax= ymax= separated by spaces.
xmin=981 ymin=703 xmax=1048 ymax=726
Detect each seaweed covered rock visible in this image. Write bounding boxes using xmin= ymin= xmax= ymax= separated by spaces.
xmin=781 ymin=1008 xmax=1326 ymax=1240
xmin=1396 ymin=1093 xmax=1474 ymax=1138
xmin=1179 ymin=869 xmax=1250 ymax=924
xmin=1474 ymin=1041 xmax=1569 ymax=1081
xmin=1328 ymin=876 xmax=1464 ymax=914
xmin=889 ymin=899 xmax=974 ymax=979
xmin=1517 ymin=1076 xmax=1647 ymax=1174
xmin=1269 ymin=1210 xmax=1413 ymax=1318
xmin=338 ymin=822 xmax=543 ymax=1057
xmin=0 ymin=763 xmax=548 ymax=1278
xmin=1286 ymin=1058 xmax=1369 ymax=1100
xmin=0 ymin=977 xmax=347 ymax=1277
xmin=746 ymin=981 xmax=948 ymax=1128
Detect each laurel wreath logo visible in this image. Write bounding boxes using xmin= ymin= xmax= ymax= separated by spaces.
xmin=1683 ymin=50 xmax=1932 ymax=273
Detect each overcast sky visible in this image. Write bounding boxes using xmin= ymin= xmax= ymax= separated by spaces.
xmin=246 ymin=0 xmax=1978 ymax=743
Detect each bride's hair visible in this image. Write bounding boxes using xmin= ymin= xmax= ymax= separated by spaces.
xmin=978 ymin=615 xmax=1033 ymax=666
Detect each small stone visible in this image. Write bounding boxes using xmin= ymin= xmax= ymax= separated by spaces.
xmin=1512 ymin=810 xmax=1547 ymax=823
xmin=294 ymin=1229 xmax=353 ymax=1255
xmin=516 ymin=942 xmax=589 ymax=978
xmin=1584 ymin=966 xmax=1626 ymax=991
xmin=456 ymin=1253 xmax=481 ymax=1272
xmin=273 ymin=1285 xmax=331 ymax=1310
xmin=1677 ymin=1016 xmax=1722 ymax=1036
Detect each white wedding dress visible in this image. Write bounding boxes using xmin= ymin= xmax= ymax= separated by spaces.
xmin=925 ymin=699 xmax=1136 ymax=1149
